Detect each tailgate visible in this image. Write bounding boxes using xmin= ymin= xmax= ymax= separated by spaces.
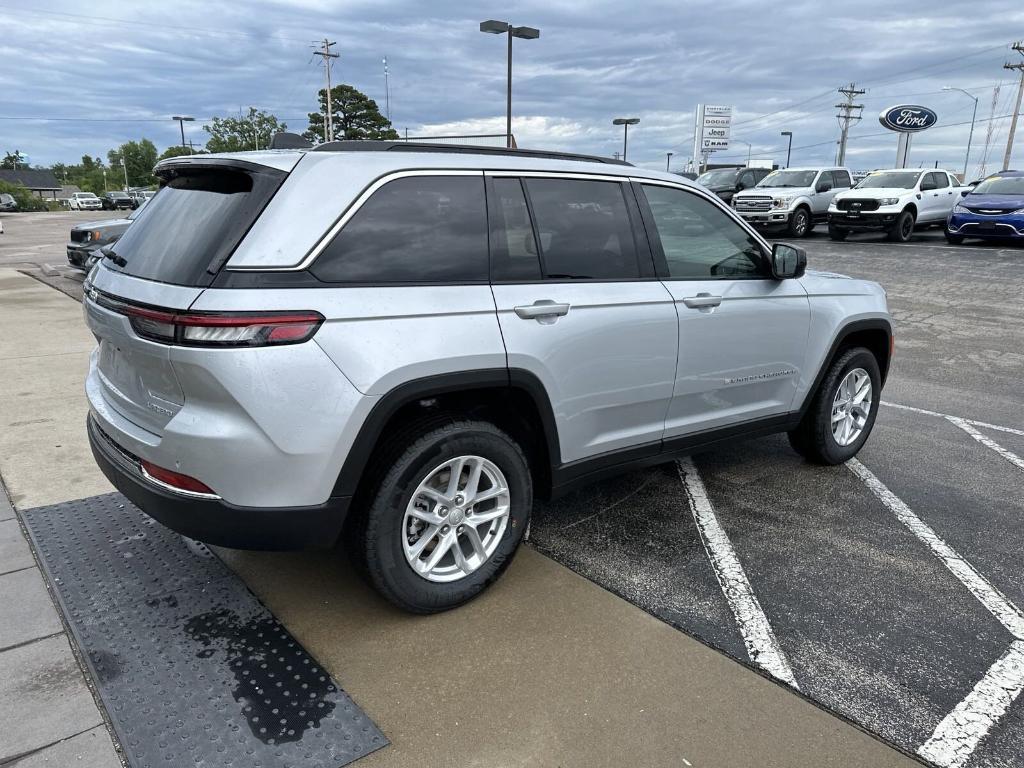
xmin=85 ymin=267 xmax=204 ymax=435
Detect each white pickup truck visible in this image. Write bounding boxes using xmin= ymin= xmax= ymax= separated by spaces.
xmin=827 ymin=168 xmax=967 ymax=242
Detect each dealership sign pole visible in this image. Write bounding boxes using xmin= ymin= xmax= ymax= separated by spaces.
xmin=878 ymin=104 xmax=938 ymax=168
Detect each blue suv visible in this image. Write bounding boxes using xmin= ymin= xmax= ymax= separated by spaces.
xmin=946 ymin=170 xmax=1024 ymax=244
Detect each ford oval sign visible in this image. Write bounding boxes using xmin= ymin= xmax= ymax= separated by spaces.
xmin=879 ymin=105 xmax=938 ymax=133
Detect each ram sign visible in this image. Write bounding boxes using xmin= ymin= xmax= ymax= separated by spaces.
xmin=878 ymin=105 xmax=938 ymax=133
xmin=693 ymin=104 xmax=733 ymax=159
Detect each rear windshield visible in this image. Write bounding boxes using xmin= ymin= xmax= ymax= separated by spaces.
xmin=105 ymin=165 xmax=283 ymax=286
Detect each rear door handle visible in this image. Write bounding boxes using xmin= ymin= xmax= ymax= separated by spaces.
xmin=682 ymin=294 xmax=723 ymax=309
xmin=514 ymin=300 xmax=571 ymax=320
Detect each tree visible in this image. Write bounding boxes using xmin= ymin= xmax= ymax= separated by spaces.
xmin=108 ymin=139 xmax=158 ymax=189
xmin=203 ymin=108 xmax=286 ymax=153
xmin=158 ymin=145 xmax=206 ymax=162
xmin=303 ymin=84 xmax=398 ymax=143
xmin=2 ymin=151 xmax=25 ymax=170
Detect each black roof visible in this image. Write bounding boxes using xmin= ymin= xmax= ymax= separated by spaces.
xmin=0 ymin=168 xmax=61 ymax=190
xmin=308 ymin=139 xmax=632 ymax=166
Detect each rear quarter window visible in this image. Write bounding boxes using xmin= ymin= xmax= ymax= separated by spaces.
xmin=310 ymin=175 xmax=488 ymax=284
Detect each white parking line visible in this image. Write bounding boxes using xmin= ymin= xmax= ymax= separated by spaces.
xmin=946 ymin=417 xmax=1024 ymax=474
xmin=846 ymin=459 xmax=1024 ymax=639
xmin=882 ymin=401 xmax=1024 ymax=438
xmin=676 ymin=457 xmax=799 ymax=690
xmin=847 ymin=459 xmax=1024 ymax=766
xmin=918 ymin=641 xmax=1024 ymax=768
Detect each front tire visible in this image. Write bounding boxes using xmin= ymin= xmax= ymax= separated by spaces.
xmin=788 ymin=347 xmax=881 ymax=465
xmin=788 ymin=207 xmax=812 ymax=238
xmin=945 ymin=231 xmax=964 ymax=245
xmin=351 ymin=420 xmax=532 ymax=614
xmin=888 ymin=210 xmax=915 ymax=242
xmin=828 ymin=223 xmax=848 ymax=241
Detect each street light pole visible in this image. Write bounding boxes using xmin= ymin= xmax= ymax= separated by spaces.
xmin=666 ymin=151 xmax=674 ymax=172
xmin=612 ymin=118 xmax=639 ymax=161
xmin=171 ymin=116 xmax=195 ymax=151
xmin=942 ymin=87 xmax=979 ymax=179
xmin=480 ymin=20 xmax=540 ymax=148
xmin=781 ymin=131 xmax=793 ymax=168
xmin=734 ymin=140 xmax=752 ymax=166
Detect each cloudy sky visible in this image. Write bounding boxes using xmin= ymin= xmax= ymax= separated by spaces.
xmin=2 ymin=0 xmax=1022 ymax=176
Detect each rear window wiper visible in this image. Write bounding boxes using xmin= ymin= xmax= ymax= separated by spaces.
xmin=101 ymin=247 xmax=127 ymax=268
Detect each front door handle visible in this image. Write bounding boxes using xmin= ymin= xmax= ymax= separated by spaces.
xmin=514 ymin=300 xmax=571 ymax=320
xmin=682 ymin=293 xmax=723 ymax=309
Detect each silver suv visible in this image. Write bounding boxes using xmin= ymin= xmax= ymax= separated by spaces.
xmin=83 ymin=142 xmax=892 ymax=613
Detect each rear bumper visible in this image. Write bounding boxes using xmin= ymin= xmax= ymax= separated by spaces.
xmin=88 ymin=414 xmax=350 ymax=550
xmin=828 ymin=211 xmax=899 ymax=231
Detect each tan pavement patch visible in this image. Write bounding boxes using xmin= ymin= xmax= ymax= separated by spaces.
xmin=221 ymin=546 xmax=919 ymax=768
xmin=0 ymin=270 xmax=110 ymax=508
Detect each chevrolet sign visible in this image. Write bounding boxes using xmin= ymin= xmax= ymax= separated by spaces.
xmin=879 ymin=105 xmax=938 ymax=133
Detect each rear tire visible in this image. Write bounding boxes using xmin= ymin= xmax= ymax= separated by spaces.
xmin=349 ymin=420 xmax=532 ymax=614
xmin=888 ymin=210 xmax=915 ymax=242
xmin=788 ymin=347 xmax=881 ymax=465
xmin=828 ymin=224 xmax=848 ymax=241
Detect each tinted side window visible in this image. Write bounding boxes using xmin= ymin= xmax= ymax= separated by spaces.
xmin=490 ymin=177 xmax=541 ymax=281
xmin=525 ymin=178 xmax=640 ymax=280
xmin=311 ymin=175 xmax=487 ymax=283
xmin=739 ymin=171 xmax=755 ymax=189
xmin=931 ymin=172 xmax=949 ymax=189
xmin=835 ymin=170 xmax=853 ymax=188
xmin=642 ymin=185 xmax=765 ymax=279
xmin=818 ymin=171 xmax=835 ymax=190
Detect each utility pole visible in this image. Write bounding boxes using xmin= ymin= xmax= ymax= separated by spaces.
xmin=835 ymin=83 xmax=865 ymax=166
xmin=1002 ymin=41 xmax=1024 ymax=171
xmin=666 ymin=151 xmax=673 ymax=172
xmin=313 ymin=39 xmax=339 ymax=142
xmin=978 ymin=84 xmax=1002 ymax=178
xmin=383 ymin=56 xmax=391 ymax=123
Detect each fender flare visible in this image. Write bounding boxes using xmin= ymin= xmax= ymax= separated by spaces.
xmin=331 ymin=368 xmax=560 ymax=499
xmin=797 ymin=318 xmax=893 ymax=417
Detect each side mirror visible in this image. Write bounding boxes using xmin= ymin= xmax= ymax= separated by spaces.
xmin=816 ymin=183 xmax=832 ymax=193
xmin=960 ymin=189 xmax=970 ymax=197
xmin=771 ymin=243 xmax=806 ymax=280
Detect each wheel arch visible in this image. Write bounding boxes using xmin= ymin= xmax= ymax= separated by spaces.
xmin=332 ymin=368 xmax=560 ymax=503
xmin=797 ymin=318 xmax=893 ymax=417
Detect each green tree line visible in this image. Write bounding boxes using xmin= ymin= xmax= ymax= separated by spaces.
xmin=2 ymin=82 xmax=396 ymax=202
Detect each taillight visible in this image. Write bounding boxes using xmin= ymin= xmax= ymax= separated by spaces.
xmin=141 ymin=460 xmax=217 ymax=496
xmin=92 ymin=292 xmax=323 ymax=347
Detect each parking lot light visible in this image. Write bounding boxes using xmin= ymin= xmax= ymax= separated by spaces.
xmin=613 ymin=118 xmax=640 ymax=161
xmin=172 ymin=115 xmax=195 ymax=151
xmin=480 ymin=20 xmax=540 ymax=148
xmin=941 ymin=87 xmax=978 ymax=179
xmin=781 ymin=131 xmax=793 ymax=168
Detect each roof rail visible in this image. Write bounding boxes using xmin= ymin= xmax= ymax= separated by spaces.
xmin=309 ymin=140 xmax=632 ymax=166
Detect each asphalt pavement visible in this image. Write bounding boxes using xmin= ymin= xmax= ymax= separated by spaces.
xmin=532 ymin=226 xmax=1024 ymax=768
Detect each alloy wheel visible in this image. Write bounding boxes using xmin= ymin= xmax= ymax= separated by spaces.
xmin=402 ymin=455 xmax=511 ymax=583
xmin=831 ymin=367 xmax=872 ymax=446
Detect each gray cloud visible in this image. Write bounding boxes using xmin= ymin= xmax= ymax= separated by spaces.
xmin=1 ymin=0 xmax=1021 ymax=176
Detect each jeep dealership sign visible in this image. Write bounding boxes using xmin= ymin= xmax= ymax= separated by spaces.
xmin=879 ymin=105 xmax=938 ymax=133
xmin=693 ymin=104 xmax=732 ymax=160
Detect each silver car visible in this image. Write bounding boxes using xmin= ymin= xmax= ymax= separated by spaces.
xmin=83 ymin=143 xmax=892 ymax=613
